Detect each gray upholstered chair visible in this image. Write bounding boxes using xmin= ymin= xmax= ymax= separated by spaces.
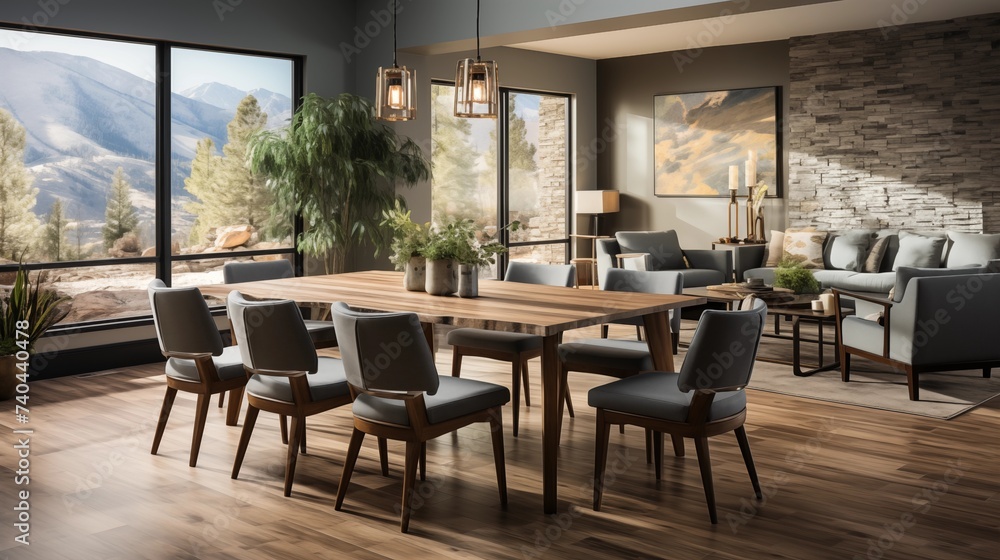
xmin=833 ymin=268 xmax=1000 ymax=400
xmin=599 ymin=268 xmax=684 ymax=354
xmin=227 ymin=292 xmax=360 ymax=496
xmin=447 ymin=261 xmax=575 ymax=436
xmin=147 ymin=280 xmax=247 ymax=468
xmin=331 ymin=302 xmax=510 ymax=533
xmin=222 ymin=260 xmax=338 ymax=349
xmin=595 ymin=230 xmax=730 ymax=288
xmin=589 ymin=298 xmax=767 ymax=524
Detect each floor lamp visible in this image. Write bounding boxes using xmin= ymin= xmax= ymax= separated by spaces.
xmin=577 ymin=190 xmax=620 ymax=239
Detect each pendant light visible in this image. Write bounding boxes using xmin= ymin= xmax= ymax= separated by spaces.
xmin=375 ymin=6 xmax=416 ymax=121
xmin=454 ymin=0 xmax=499 ymax=118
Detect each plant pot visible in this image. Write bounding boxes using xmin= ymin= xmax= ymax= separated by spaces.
xmin=404 ymin=256 xmax=426 ymax=292
xmin=0 ymin=355 xmax=20 ymax=401
xmin=457 ymin=264 xmax=479 ymax=298
xmin=425 ymin=259 xmax=458 ymax=296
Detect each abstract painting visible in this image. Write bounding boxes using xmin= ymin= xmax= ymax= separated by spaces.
xmin=653 ymin=87 xmax=779 ymax=197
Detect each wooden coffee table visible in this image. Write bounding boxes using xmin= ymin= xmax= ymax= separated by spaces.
xmin=683 ymin=287 xmax=848 ymax=376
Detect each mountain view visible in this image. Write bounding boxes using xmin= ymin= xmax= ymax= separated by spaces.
xmin=0 ymin=46 xmax=292 ymax=249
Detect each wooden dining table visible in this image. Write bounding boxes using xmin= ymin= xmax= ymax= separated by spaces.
xmin=200 ymin=270 xmax=706 ymax=513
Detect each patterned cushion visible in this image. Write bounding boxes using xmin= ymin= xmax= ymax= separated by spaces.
xmin=863 ymin=237 xmax=890 ymax=273
xmin=782 ymin=230 xmax=827 ymax=270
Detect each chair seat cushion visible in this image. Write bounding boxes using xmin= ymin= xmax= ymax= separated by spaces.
xmin=353 ymin=376 xmax=511 ymax=426
xmin=560 ymin=339 xmax=654 ymax=374
xmin=246 ymin=357 xmax=351 ymax=403
xmin=166 ymin=345 xmax=246 ymax=382
xmin=447 ymin=328 xmax=542 ymax=353
xmin=588 ymin=371 xmax=746 ymax=423
xmin=678 ymin=268 xmax=725 ymax=288
xmin=841 ymin=315 xmax=886 ymax=357
xmin=303 ymin=320 xmax=338 ymax=343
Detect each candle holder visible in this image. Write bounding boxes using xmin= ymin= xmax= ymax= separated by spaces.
xmin=743 ymin=184 xmax=757 ymax=243
xmin=724 ymin=190 xmax=740 ymax=243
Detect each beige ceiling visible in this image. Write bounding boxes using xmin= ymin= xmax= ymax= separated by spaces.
xmin=510 ymin=0 xmax=1000 ymax=60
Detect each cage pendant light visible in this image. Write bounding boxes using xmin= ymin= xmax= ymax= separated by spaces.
xmin=454 ymin=0 xmax=499 ymax=118
xmin=375 ymin=6 xmax=416 ymax=121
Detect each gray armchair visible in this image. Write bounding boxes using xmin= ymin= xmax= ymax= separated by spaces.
xmin=596 ymin=230 xmax=730 ymax=288
xmin=834 ymin=268 xmax=1000 ymax=400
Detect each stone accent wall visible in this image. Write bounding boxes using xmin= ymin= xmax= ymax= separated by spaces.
xmin=524 ymin=96 xmax=569 ymax=265
xmin=787 ymin=14 xmax=1000 ymax=233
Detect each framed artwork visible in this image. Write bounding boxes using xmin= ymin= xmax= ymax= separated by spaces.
xmin=653 ymin=86 xmax=780 ymax=198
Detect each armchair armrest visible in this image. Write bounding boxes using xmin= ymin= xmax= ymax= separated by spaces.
xmin=832 ymin=288 xmax=891 ymax=358
xmin=684 ymin=249 xmax=732 ymax=278
xmin=732 ymin=245 xmax=766 ymax=282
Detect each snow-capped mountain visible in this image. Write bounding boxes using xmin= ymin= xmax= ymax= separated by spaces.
xmin=180 ymin=82 xmax=292 ymax=129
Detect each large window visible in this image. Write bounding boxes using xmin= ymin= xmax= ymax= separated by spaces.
xmin=0 ymin=27 xmax=299 ymax=326
xmin=431 ymin=84 xmax=570 ymax=278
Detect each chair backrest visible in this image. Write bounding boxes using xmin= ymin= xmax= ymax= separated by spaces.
xmin=227 ymin=291 xmax=318 ymax=374
xmin=603 ymin=268 xmax=682 ymax=295
xmin=330 ymin=302 xmax=440 ymax=394
xmin=223 ymin=260 xmax=294 ymax=284
xmin=505 ymin=261 xmax=575 ymax=287
xmin=893 ymin=265 xmax=984 ymax=302
xmin=147 ymin=280 xmax=224 ymax=357
xmin=677 ymin=298 xmax=767 ymax=393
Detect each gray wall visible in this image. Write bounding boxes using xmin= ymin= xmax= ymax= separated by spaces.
xmin=0 ymin=0 xmax=356 ymax=96
xmin=596 ymin=40 xmax=790 ymax=249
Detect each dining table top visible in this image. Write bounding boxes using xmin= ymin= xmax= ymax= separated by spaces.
xmin=199 ymin=269 xmax=707 ymax=337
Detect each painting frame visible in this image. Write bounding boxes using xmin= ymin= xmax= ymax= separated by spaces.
xmin=652 ymin=86 xmax=781 ymax=198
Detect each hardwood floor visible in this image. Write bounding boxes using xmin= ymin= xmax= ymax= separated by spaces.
xmin=1 ymin=324 xmax=998 ymax=559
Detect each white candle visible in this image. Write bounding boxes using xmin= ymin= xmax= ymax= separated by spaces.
xmin=729 ymin=165 xmax=739 ymax=191
xmin=745 ymin=159 xmax=756 ymax=188
xmin=748 ymin=149 xmax=756 ymax=162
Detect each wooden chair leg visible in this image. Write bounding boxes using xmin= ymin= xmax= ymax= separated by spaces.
xmin=283 ymin=416 xmax=302 ymax=497
xmin=400 ymin=441 xmax=421 ymax=533
xmin=563 ymin=384 xmax=575 ymax=418
xmin=231 ymin=405 xmax=259 ymax=479
xmin=653 ymin=431 xmax=663 ymax=480
xmin=645 ymin=428 xmax=652 ymax=464
xmin=335 ymin=428 xmax=365 ymax=510
xmin=593 ymin=409 xmax=612 ymax=511
xmin=557 ymin=364 xmax=568 ymax=447
xmin=217 ymin=392 xmax=225 ymax=408
xmin=378 ymin=437 xmax=389 ymax=476
xmin=521 ymin=359 xmax=531 ymax=407
xmin=489 ymin=408 xmax=508 ymax=508
xmin=279 ymin=414 xmax=288 ymax=444
xmin=671 ymin=329 xmax=679 ymax=355
xmin=151 ymin=387 xmax=177 ymax=456
xmin=984 ymin=368 xmax=991 ymax=379
xmin=735 ymin=426 xmax=762 ymax=499
xmin=189 ymin=393 xmax=211 ymax=468
xmin=511 ymin=359 xmax=522 ymax=438
xmin=619 ymin=424 xmax=625 ymax=434
xmin=298 ymin=417 xmax=307 ymax=455
xmin=635 ymin=325 xmax=643 ymax=341
xmin=451 ymin=347 xmax=463 ymax=377
xmin=601 ymin=324 xmax=609 ymax=339
xmin=906 ymin=365 xmax=919 ymax=401
xmin=840 ymin=348 xmax=851 ymax=382
xmin=671 ymin=435 xmax=685 ymax=457
xmin=694 ymin=437 xmax=717 ymax=524
xmin=225 ymin=387 xmax=244 ymax=426
xmin=419 ymin=442 xmax=427 ymax=482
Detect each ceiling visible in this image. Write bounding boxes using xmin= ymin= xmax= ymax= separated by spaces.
xmin=510 ymin=0 xmax=1000 ymax=60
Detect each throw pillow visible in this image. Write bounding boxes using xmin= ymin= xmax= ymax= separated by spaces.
xmin=764 ymin=231 xmax=784 ymax=267
xmin=782 ymin=230 xmax=827 ymax=269
xmin=892 ymin=233 xmax=947 ymax=270
xmin=945 ymin=232 xmax=1000 ymax=267
xmin=863 ymin=236 xmax=890 ymax=273
xmin=615 ymin=230 xmax=686 ymax=271
xmin=827 ymin=231 xmax=874 ymax=271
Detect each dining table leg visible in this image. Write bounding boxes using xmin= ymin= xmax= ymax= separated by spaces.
xmin=643 ymin=311 xmax=684 ymax=455
xmin=541 ymin=333 xmax=561 ymax=514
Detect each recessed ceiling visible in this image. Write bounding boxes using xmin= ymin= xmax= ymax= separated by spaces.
xmin=510 ymin=0 xmax=999 ymax=60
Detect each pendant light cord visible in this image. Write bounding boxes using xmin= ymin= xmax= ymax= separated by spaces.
xmin=393 ymin=7 xmax=398 ymax=67
xmin=476 ymin=0 xmax=481 ymax=61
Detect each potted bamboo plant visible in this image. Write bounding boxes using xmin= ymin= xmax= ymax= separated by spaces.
xmin=0 ymin=268 xmax=68 ymax=400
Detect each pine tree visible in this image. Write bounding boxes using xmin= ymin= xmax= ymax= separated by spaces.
xmin=42 ymin=199 xmax=69 ymax=261
xmin=184 ymin=95 xmax=284 ymax=245
xmin=431 ymin=86 xmax=485 ymax=224
xmin=103 ymin=166 xmax=139 ymax=249
xmin=0 ymin=109 xmax=40 ymax=260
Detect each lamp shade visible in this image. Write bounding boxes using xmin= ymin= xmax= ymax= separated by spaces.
xmin=576 ymin=190 xmax=620 ymax=215
xmin=375 ymin=65 xmax=416 ymax=121
xmin=454 ymin=58 xmax=499 ymax=118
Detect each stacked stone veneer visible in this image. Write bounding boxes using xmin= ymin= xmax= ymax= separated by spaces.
xmin=786 ymin=14 xmax=1000 ymax=233
xmin=523 ymin=96 xmax=569 ymax=265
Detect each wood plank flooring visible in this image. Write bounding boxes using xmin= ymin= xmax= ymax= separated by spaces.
xmin=1 ymin=324 xmax=998 ymax=560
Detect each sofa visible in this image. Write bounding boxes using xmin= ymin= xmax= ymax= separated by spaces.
xmin=733 ymin=230 xmax=1000 ymax=299
xmin=596 ymin=230 xmax=731 ymax=288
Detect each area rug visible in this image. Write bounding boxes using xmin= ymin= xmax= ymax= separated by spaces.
xmin=674 ymin=321 xmax=1000 ymax=420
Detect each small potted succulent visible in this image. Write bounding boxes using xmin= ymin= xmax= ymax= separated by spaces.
xmin=0 ymin=267 xmax=69 ymax=400
xmin=381 ymin=201 xmax=431 ymax=291
xmin=453 ymin=221 xmax=520 ymax=298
